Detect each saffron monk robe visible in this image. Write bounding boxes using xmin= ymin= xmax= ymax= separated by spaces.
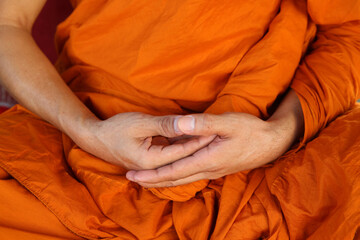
xmin=0 ymin=0 xmax=359 ymax=239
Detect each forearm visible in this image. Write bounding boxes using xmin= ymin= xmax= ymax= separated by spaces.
xmin=267 ymin=89 xmax=304 ymax=150
xmin=0 ymin=25 xmax=98 ymax=141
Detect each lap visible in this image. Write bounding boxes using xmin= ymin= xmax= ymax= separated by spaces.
xmin=0 ymin=168 xmax=82 ymax=240
xmin=0 ymin=104 xmax=359 ymax=239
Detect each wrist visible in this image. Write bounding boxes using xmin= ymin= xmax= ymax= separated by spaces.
xmin=267 ymin=116 xmax=296 ymax=147
xmin=62 ymin=110 xmax=101 ymax=147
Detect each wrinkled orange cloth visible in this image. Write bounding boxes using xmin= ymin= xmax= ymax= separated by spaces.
xmin=0 ymin=0 xmax=360 ymax=239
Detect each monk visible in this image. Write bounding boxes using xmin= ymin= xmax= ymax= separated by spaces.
xmin=0 ymin=0 xmax=359 ymax=239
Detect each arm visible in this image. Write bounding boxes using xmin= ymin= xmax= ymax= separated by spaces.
xmin=0 ymin=0 xmax=96 ymax=144
xmin=0 ymin=0 xmax=213 ymax=170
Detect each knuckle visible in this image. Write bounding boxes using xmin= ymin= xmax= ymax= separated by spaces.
xmin=158 ymin=117 xmax=174 ymax=136
xmin=202 ymin=114 xmax=213 ymax=131
xmin=193 ymin=158 xmax=209 ymax=171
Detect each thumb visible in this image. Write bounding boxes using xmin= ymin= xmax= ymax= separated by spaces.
xmin=177 ymin=114 xmax=222 ymax=136
xmin=148 ymin=115 xmax=184 ymax=138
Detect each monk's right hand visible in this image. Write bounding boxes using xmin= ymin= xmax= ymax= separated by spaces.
xmin=76 ymin=112 xmax=216 ymax=170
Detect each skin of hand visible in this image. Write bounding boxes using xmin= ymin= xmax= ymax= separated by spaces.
xmin=126 ymin=90 xmax=304 ymax=187
xmin=77 ymin=113 xmax=216 ymax=170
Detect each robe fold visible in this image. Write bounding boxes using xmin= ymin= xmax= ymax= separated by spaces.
xmin=0 ymin=0 xmax=359 ymax=239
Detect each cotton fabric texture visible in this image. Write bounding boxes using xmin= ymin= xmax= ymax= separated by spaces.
xmin=0 ymin=0 xmax=359 ymax=239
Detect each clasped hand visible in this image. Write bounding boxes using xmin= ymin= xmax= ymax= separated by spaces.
xmin=80 ymin=112 xmax=294 ymax=187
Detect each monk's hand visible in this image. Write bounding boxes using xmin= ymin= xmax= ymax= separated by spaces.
xmin=78 ymin=112 xmax=216 ymax=170
xmin=126 ymin=112 xmax=300 ymax=187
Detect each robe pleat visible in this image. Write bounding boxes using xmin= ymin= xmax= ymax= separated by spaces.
xmin=0 ymin=0 xmax=359 ymax=239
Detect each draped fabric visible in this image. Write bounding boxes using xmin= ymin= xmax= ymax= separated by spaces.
xmin=0 ymin=0 xmax=359 ymax=239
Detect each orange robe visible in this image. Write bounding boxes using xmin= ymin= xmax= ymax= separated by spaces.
xmin=0 ymin=0 xmax=360 ymax=239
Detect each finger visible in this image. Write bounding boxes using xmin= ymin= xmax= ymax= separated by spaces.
xmin=129 ymin=141 xmax=220 ymax=181
xmin=145 ymin=115 xmax=184 ymax=138
xmin=139 ymin=135 xmax=216 ymax=169
xmin=133 ymin=171 xmax=218 ymax=188
xmin=176 ymin=113 xmax=226 ymax=136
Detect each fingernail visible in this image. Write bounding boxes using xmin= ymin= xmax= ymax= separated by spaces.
xmin=174 ymin=116 xmax=182 ymax=134
xmin=178 ymin=115 xmax=195 ymax=133
xmin=126 ymin=171 xmax=135 ymax=181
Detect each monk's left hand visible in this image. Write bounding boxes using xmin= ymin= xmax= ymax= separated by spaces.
xmin=126 ymin=112 xmax=296 ymax=187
